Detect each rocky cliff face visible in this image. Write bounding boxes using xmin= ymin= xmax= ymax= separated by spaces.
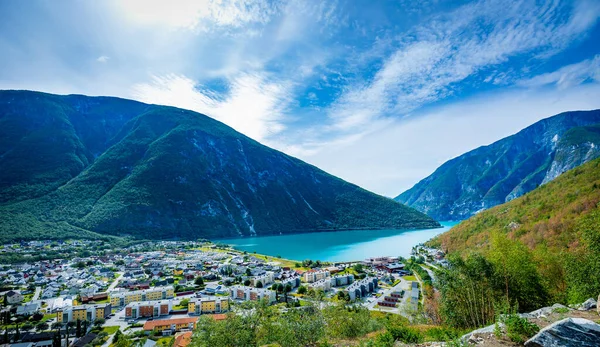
xmin=396 ymin=110 xmax=600 ymax=221
xmin=0 ymin=90 xmax=439 ymax=242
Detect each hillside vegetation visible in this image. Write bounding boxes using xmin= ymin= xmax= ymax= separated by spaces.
xmin=428 ymin=158 xmax=600 ymax=328
xmin=0 ymin=90 xmax=438 ymax=243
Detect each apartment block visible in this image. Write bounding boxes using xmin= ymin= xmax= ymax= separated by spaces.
xmin=56 ymin=303 xmax=111 ymax=323
xmin=125 ymin=300 xmax=172 ymax=319
xmin=330 ymin=274 xmax=354 ymax=287
xmin=344 ymin=277 xmax=378 ymax=301
xmin=302 ymin=270 xmax=330 ymax=283
xmin=308 ymin=278 xmax=331 ymax=292
xmin=229 ymin=285 xmax=276 ymax=304
xmin=252 ymin=272 xmax=274 ymax=287
xmin=280 ymin=277 xmax=301 ymax=288
xmin=110 ymin=286 xmax=174 ymax=307
xmin=187 ymin=297 xmax=230 ymax=315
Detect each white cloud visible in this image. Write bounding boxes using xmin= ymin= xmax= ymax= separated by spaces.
xmin=299 ymin=83 xmax=600 ymax=197
xmin=326 ymin=0 xmax=600 ymax=131
xmin=131 ymin=73 xmax=291 ymax=141
xmin=520 ymin=55 xmax=600 ymax=89
xmin=115 ymin=0 xmax=279 ymax=32
xmin=96 ymin=55 xmax=110 ymax=63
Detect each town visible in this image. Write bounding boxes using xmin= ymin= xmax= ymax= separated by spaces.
xmin=0 ymin=240 xmax=447 ymax=347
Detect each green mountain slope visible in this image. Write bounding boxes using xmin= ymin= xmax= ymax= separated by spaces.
xmin=0 ymin=90 xmax=439 ymax=242
xmin=429 ymin=157 xmax=600 ymax=310
xmin=396 ymin=110 xmax=600 ymax=220
xmin=431 ymin=157 xmax=600 ymax=254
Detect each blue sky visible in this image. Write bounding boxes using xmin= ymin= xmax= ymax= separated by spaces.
xmin=1 ymin=0 xmax=600 ymax=197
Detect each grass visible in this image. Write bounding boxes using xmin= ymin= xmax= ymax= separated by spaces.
xmin=102 ymin=326 xmax=120 ymax=335
xmin=403 ymin=275 xmax=417 ymax=281
xmin=42 ymin=313 xmax=55 ymax=321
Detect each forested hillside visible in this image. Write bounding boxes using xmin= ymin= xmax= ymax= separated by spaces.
xmin=0 ymin=90 xmax=439 ymax=243
xmin=428 ymin=158 xmax=600 ymax=328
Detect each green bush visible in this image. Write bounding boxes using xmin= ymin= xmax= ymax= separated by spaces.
xmin=500 ymin=314 xmax=539 ymax=344
xmin=388 ymin=325 xmax=423 ymax=344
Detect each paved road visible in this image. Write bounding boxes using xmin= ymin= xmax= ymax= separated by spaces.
xmin=365 ymin=276 xmax=411 ymax=316
xmin=32 ymin=286 xmax=41 ymax=301
xmin=107 ymin=272 xmax=124 ymax=292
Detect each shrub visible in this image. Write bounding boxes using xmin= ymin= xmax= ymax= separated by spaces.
xmin=388 ymin=325 xmax=423 ymax=344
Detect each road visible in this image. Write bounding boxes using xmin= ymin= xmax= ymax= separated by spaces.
xmin=32 ymin=286 xmax=41 ymax=301
xmin=364 ymin=276 xmax=411 ymax=316
xmin=107 ymin=272 xmax=124 ymax=292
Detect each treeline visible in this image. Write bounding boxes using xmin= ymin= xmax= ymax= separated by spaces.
xmin=189 ymin=300 xmax=463 ymax=347
xmin=434 ymin=209 xmax=600 ymax=328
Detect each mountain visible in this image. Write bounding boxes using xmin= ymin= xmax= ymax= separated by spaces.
xmin=395 ymin=110 xmax=600 ymax=220
xmin=0 ymin=90 xmax=439 ymax=243
xmin=429 ymin=156 xmax=600 ymax=254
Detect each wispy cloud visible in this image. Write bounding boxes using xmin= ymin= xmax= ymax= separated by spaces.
xmin=326 ymin=0 xmax=600 ymax=130
xmin=96 ymin=55 xmax=109 ymax=63
xmin=519 ymin=55 xmax=600 ymax=89
xmin=131 ymin=73 xmax=292 ymax=142
xmin=115 ymin=0 xmax=280 ymax=33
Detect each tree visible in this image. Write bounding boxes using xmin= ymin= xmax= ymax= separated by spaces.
xmin=245 ymin=268 xmax=252 ymax=276
xmin=297 ymin=286 xmax=307 ymax=295
xmin=36 ymin=322 xmax=49 ymax=332
xmin=94 ymin=317 xmax=106 ymax=327
xmin=194 ymin=276 xmax=204 ymax=286
xmin=76 ymin=319 xmax=82 ymax=337
xmin=255 ymin=281 xmax=263 ymax=289
xmin=243 ymin=279 xmax=251 ymax=286
xmin=13 ymin=323 xmax=20 ymax=342
xmin=283 ymin=284 xmax=292 ymax=302
xmin=52 ymin=329 xmax=61 ymax=347
xmin=180 ymin=299 xmax=190 ymax=307
xmin=353 ymin=264 xmax=364 ymax=273
xmin=83 ymin=319 xmax=88 ymax=333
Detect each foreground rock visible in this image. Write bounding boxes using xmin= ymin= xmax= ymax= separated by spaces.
xmin=577 ymin=298 xmax=597 ymax=311
xmin=524 ymin=317 xmax=600 ymax=347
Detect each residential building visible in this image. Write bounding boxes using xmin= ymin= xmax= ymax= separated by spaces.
xmin=280 ymin=277 xmax=300 ymax=288
xmin=56 ymin=303 xmax=111 ymax=323
xmin=252 ymin=272 xmax=274 ymax=287
xmin=344 ymin=277 xmax=378 ymax=301
xmin=229 ymin=285 xmax=276 ymax=304
xmin=409 ymin=281 xmax=419 ymax=311
xmin=143 ymin=317 xmax=198 ymax=336
xmin=6 ymin=290 xmax=24 ymax=304
xmin=302 ymin=270 xmax=330 ymax=283
xmin=16 ymin=303 xmax=41 ymax=316
xmin=308 ymin=278 xmax=331 ymax=292
xmin=330 ymin=274 xmax=354 ymax=287
xmin=110 ymin=286 xmax=174 ymax=307
xmin=125 ymin=300 xmax=172 ymax=319
xmin=187 ymin=297 xmax=230 ymax=315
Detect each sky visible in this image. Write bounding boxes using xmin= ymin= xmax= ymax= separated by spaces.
xmin=1 ymin=0 xmax=600 ymax=197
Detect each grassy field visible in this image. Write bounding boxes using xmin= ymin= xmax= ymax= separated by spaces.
xmin=402 ymin=275 xmax=417 ymax=281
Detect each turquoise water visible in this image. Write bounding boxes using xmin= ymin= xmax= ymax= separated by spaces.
xmin=215 ymin=221 xmax=459 ymax=262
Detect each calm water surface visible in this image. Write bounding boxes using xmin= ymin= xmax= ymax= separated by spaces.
xmin=215 ymin=221 xmax=459 ymax=262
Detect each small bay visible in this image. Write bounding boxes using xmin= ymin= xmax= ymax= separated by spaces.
xmin=215 ymin=221 xmax=459 ymax=262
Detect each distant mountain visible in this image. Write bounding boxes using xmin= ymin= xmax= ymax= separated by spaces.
xmin=430 ymin=156 xmax=600 ymax=255
xmin=395 ymin=110 xmax=600 ymax=221
xmin=0 ymin=90 xmax=439 ymax=243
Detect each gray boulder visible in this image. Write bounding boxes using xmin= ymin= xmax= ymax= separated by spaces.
xmin=577 ymin=298 xmax=597 ymax=311
xmin=524 ymin=318 xmax=600 ymax=347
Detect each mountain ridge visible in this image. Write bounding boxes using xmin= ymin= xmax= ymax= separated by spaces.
xmin=395 ymin=109 xmax=600 ymax=220
xmin=0 ymin=90 xmax=439 ymax=243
